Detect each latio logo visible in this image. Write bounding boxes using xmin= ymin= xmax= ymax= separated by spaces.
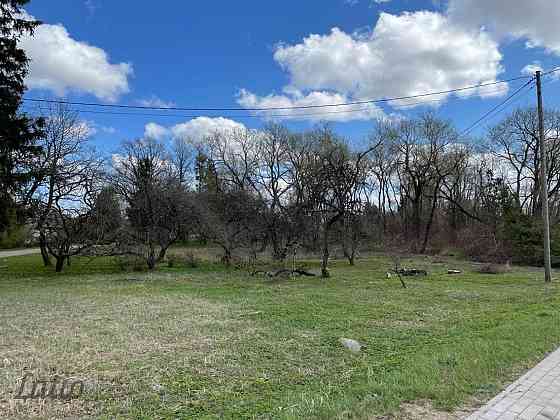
xmin=14 ymin=373 xmax=84 ymax=401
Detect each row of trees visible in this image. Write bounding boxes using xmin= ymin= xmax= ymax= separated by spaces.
xmin=2 ymin=1 xmax=557 ymax=274
xmin=12 ymin=103 xmax=559 ymax=274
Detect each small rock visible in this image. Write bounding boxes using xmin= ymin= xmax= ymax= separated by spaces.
xmin=339 ymin=338 xmax=362 ymax=353
xmin=448 ymin=270 xmax=462 ymax=275
xmin=151 ymin=383 xmax=165 ymax=394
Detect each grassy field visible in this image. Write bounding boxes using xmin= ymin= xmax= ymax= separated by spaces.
xmin=0 ymin=252 xmax=558 ymax=419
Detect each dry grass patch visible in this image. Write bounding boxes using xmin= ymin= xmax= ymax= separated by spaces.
xmin=0 ymin=276 xmax=254 ymax=419
xmin=377 ymin=400 xmax=477 ymax=419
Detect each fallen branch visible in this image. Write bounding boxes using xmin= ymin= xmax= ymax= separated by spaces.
xmin=251 ymin=269 xmax=317 ymax=277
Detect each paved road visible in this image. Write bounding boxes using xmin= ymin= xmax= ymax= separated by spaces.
xmin=466 ymin=347 xmax=560 ymax=419
xmin=0 ymin=248 xmax=40 ymax=259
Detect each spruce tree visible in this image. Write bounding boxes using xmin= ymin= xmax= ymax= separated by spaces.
xmin=0 ymin=0 xmax=44 ymax=234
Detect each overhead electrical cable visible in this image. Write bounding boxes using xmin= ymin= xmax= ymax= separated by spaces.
xmin=22 ymin=76 xmax=531 ymax=112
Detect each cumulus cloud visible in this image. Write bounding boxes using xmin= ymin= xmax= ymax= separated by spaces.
xmin=143 ymin=117 xmax=247 ymax=146
xmin=237 ymin=88 xmax=384 ymax=122
xmin=276 ymin=13 xmax=502 ymax=100
xmin=144 ymin=122 xmax=170 ymax=140
xmin=171 ymin=117 xmax=246 ymax=144
xmin=239 ymin=11 xmax=504 ymax=120
xmin=20 ymin=13 xmax=132 ymax=101
xmin=137 ymin=96 xmax=176 ymax=108
xmin=447 ymin=0 xmax=560 ymax=55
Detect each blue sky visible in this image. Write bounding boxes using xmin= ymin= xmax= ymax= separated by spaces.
xmin=21 ymin=0 xmax=560 ymax=154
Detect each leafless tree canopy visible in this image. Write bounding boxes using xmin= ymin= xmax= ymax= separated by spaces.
xmin=17 ymin=106 xmax=560 ymax=272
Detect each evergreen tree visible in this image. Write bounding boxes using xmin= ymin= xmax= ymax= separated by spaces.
xmin=0 ymin=0 xmax=44 ymax=234
xmin=194 ymin=150 xmax=218 ymax=193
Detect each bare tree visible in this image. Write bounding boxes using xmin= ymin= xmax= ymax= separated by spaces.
xmin=390 ymin=114 xmax=455 ymax=251
xmin=112 ymin=138 xmax=194 ymax=269
xmin=170 ymin=136 xmax=195 ymax=187
xmin=488 ymin=108 xmax=560 ymax=216
xmin=22 ymin=104 xmax=97 ymax=267
xmin=304 ymin=126 xmax=375 ymax=277
xmin=40 ymin=165 xmax=107 ymax=272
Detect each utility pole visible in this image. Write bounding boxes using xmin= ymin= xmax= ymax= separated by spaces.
xmin=536 ymin=70 xmax=552 ymax=283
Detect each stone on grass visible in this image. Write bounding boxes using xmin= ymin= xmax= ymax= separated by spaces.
xmin=339 ymin=338 xmax=362 ymax=353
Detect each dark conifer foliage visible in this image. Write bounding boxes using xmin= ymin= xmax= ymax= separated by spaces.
xmin=0 ymin=0 xmax=44 ymax=233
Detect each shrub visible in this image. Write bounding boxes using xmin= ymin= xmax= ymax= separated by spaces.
xmin=0 ymin=221 xmax=30 ymax=249
xmin=501 ymin=211 xmax=560 ymax=266
xmin=477 ymin=263 xmax=511 ymax=275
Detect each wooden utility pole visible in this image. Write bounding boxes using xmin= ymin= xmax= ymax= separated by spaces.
xmin=536 ymin=70 xmax=552 ymax=283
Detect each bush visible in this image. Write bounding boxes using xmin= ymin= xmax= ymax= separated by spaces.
xmin=458 ymin=226 xmax=508 ymax=263
xmin=0 ymin=218 xmax=30 ymax=249
xmin=501 ymin=211 xmax=560 ymax=266
xmin=477 ymin=263 xmax=511 ymax=275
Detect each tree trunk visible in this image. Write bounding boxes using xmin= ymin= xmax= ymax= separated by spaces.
xmin=342 ymin=239 xmax=355 ymax=266
xmin=55 ymin=257 xmax=65 ymax=273
xmin=222 ymin=247 xmax=232 ymax=267
xmin=157 ymin=246 xmax=167 ymax=264
xmin=421 ymin=181 xmax=441 ymax=254
xmin=348 ymin=250 xmax=355 ymax=266
xmin=321 ymin=224 xmax=331 ymax=278
xmin=146 ymin=249 xmax=157 ymax=270
xmin=39 ymin=233 xmax=51 ymax=267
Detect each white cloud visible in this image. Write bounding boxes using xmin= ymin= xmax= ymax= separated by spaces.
xmin=137 ymin=96 xmax=176 ymax=108
xmin=76 ymin=120 xmax=97 ymax=138
xmin=240 ymin=11 xmax=503 ymax=119
xmin=522 ymin=62 xmax=543 ymax=77
xmin=20 ymin=13 xmax=132 ymax=101
xmin=143 ymin=117 xmax=247 ymax=146
xmin=237 ymin=88 xmax=384 ymax=122
xmin=99 ymin=125 xmax=117 ymax=135
xmin=448 ymin=0 xmax=560 ymax=55
xmin=521 ymin=62 xmax=560 ymax=81
xmin=171 ymin=117 xmax=247 ymax=145
xmin=144 ymin=122 xmax=170 ymax=140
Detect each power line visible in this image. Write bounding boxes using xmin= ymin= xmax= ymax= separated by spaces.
xmin=542 ymin=67 xmax=560 ymax=77
xmin=460 ymin=79 xmax=535 ymax=136
xmin=22 ymin=84 xmax=522 ymax=121
xmin=22 ymin=75 xmax=531 ymax=112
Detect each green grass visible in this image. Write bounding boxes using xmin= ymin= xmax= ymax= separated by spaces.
xmin=0 ymin=253 xmax=558 ymax=419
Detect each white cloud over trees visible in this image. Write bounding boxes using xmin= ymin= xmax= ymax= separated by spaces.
xmin=20 ymin=13 xmax=132 ymax=102
xmin=238 ymin=11 xmax=504 ymax=121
